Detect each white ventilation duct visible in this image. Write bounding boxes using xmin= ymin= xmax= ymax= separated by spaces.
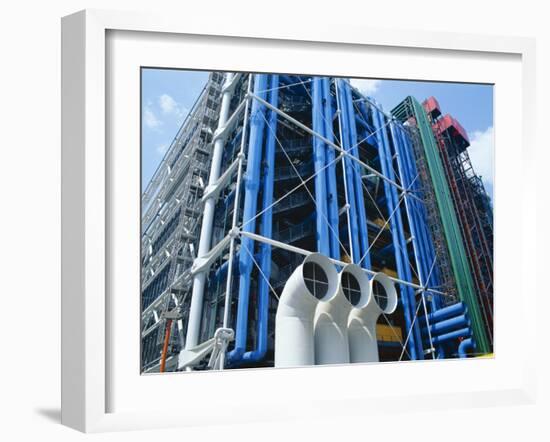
xmin=314 ymin=264 xmax=370 ymax=365
xmin=348 ymin=272 xmax=398 ymax=363
xmin=274 ymin=253 xmax=338 ymax=368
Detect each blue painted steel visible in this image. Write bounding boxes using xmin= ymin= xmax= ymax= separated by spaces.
xmin=343 ymin=82 xmax=371 ymax=269
xmin=372 ymin=104 xmax=423 ymax=360
xmin=242 ymin=75 xmax=280 ymax=362
xmin=422 ymin=314 xmax=470 ymax=336
xmin=336 ymin=80 xmax=361 ymax=263
xmin=311 ymin=77 xmax=331 ymax=256
xmin=390 ymin=121 xmax=431 ymax=287
xmin=228 ymin=74 xmax=269 ymax=364
xmin=322 ymin=78 xmax=341 ymax=260
xmin=429 ymin=327 xmax=471 ymax=345
xmin=396 ymin=125 xmax=443 ymax=306
xmin=458 ymin=338 xmax=475 ymax=358
xmin=420 ymin=302 xmax=466 ymax=325
xmin=390 ymin=122 xmax=443 ymax=357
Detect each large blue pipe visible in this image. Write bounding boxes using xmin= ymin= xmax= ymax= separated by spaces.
xmin=420 ymin=302 xmax=466 ymax=325
xmin=343 ymin=82 xmax=371 ymax=269
xmin=391 ymin=123 xmax=439 ymax=317
xmin=228 ymin=74 xmax=269 ymax=364
xmin=241 ymin=75 xmax=279 ymax=362
xmin=337 ymin=80 xmax=361 ymax=263
xmin=422 ymin=314 xmax=470 ymax=336
xmin=458 ymin=338 xmax=475 ymax=358
xmin=322 ymin=78 xmax=341 ymax=260
xmin=396 ymin=127 xmax=437 ymax=287
xmin=392 ymin=123 xmax=447 ymax=357
xmin=372 ymin=105 xmax=423 ymax=360
xmin=429 ymin=327 xmax=471 ymax=345
xmin=311 ymin=77 xmax=331 ymax=256
xmin=397 ymin=126 xmax=444 ymax=308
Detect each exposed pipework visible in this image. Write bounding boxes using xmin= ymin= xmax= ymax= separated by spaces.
xmin=228 ymin=74 xmax=269 ymax=364
xmin=335 ymin=79 xmax=360 ymax=263
xmin=371 ymin=104 xmax=423 ymax=360
xmin=185 ymin=73 xmax=237 ymax=351
xmin=458 ymin=338 xmax=475 ymax=358
xmin=322 ymin=78 xmax=341 ymax=260
xmin=422 ymin=314 xmax=470 ymax=336
xmin=429 ymin=327 xmax=471 ymax=346
xmin=420 ymin=301 xmax=466 ymax=325
xmin=312 ymin=77 xmax=331 ymax=256
xmin=343 ymin=82 xmax=371 ymax=269
xmin=348 ymin=272 xmax=398 ymax=363
xmin=242 ymin=74 xmax=280 ymax=363
xmin=275 ymin=254 xmax=339 ymax=368
xmin=314 ymin=264 xmax=370 ymax=365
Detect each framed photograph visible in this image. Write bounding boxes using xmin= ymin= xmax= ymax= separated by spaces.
xmin=61 ymin=9 xmax=537 ymax=432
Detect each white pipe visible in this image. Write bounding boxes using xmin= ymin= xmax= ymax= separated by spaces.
xmin=275 ymin=254 xmax=338 ymax=368
xmin=348 ymin=272 xmax=398 ymax=363
xmin=314 ymin=264 xmax=370 ymax=365
xmin=185 ymin=73 xmax=235 ymax=350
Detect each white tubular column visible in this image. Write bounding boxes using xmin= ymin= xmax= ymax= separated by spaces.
xmin=275 ymin=254 xmax=338 ymax=368
xmin=348 ymin=272 xmax=398 ymax=363
xmin=314 ymin=264 xmax=370 ymax=365
xmin=185 ymin=73 xmax=237 ymax=350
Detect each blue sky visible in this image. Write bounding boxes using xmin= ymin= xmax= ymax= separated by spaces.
xmin=141 ymin=69 xmax=208 ymax=189
xmin=142 ymin=70 xmax=493 ymax=198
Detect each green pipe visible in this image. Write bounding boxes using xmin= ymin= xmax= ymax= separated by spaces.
xmin=392 ymin=97 xmax=490 ymax=354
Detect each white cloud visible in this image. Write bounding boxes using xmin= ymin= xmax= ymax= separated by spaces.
xmin=467 ymin=126 xmax=494 ymax=197
xmin=158 ymin=94 xmax=187 ymax=121
xmin=349 ymin=79 xmax=382 ymax=96
xmin=143 ymin=107 xmax=162 ymax=130
xmin=156 ymin=143 xmax=169 ymax=156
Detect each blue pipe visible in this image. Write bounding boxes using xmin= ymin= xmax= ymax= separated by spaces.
xmin=211 ymin=256 xmax=238 ymax=284
xmin=422 ymin=314 xmax=470 ymax=336
xmin=228 ymin=74 xmax=269 ymax=364
xmin=311 ymin=77 xmax=331 ymax=256
xmin=458 ymin=338 xmax=475 ymax=358
xmin=393 ymin=124 xmax=446 ymax=358
xmin=391 ymin=123 xmax=438 ymax=315
xmin=322 ymin=78 xmax=341 ymax=260
xmin=343 ymin=82 xmax=371 ymax=269
xmin=337 ymin=80 xmax=361 ymax=263
xmin=372 ymin=105 xmax=423 ymax=360
xmin=397 ymin=127 xmax=438 ymax=290
xmin=241 ymin=75 xmax=280 ymax=362
xmin=399 ymin=128 xmax=445 ymax=308
xmin=429 ymin=327 xmax=471 ymax=345
xmin=420 ymin=302 xmax=466 ymax=325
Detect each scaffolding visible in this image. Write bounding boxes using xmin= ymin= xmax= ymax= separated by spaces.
xmin=141 ymin=73 xmax=492 ymax=372
xmin=423 ymin=98 xmax=494 ymax=345
xmin=140 ymin=72 xmax=224 ymax=371
xmin=392 ymin=96 xmax=492 ymax=354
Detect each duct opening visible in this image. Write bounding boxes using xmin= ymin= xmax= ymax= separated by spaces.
xmin=369 ymin=272 xmax=398 ymax=315
xmin=372 ymin=280 xmax=389 ymax=311
xmin=341 ymin=272 xmax=361 ymax=306
xmin=303 ymin=261 xmax=329 ymax=300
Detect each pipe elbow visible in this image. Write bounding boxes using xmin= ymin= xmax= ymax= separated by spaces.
xmin=348 ymin=272 xmax=398 ymax=363
xmin=275 ymin=254 xmax=338 ymax=367
xmin=458 ymin=338 xmax=475 ymax=358
xmin=314 ymin=264 xmax=369 ymax=365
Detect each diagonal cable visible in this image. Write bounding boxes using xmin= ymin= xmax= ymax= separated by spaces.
xmin=259 ymin=111 xmax=351 ymax=258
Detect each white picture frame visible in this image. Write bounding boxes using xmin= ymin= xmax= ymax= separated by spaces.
xmin=61 ymin=9 xmax=537 ymax=433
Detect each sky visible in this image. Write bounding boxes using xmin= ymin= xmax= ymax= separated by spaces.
xmin=141 ymin=69 xmax=209 ymax=189
xmin=141 ymin=70 xmax=494 ymax=199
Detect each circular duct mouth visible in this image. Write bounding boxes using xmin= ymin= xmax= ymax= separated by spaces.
xmin=301 ymin=253 xmax=338 ymax=302
xmin=340 ymin=264 xmax=371 ymax=308
xmin=370 ymin=272 xmax=398 ymax=314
